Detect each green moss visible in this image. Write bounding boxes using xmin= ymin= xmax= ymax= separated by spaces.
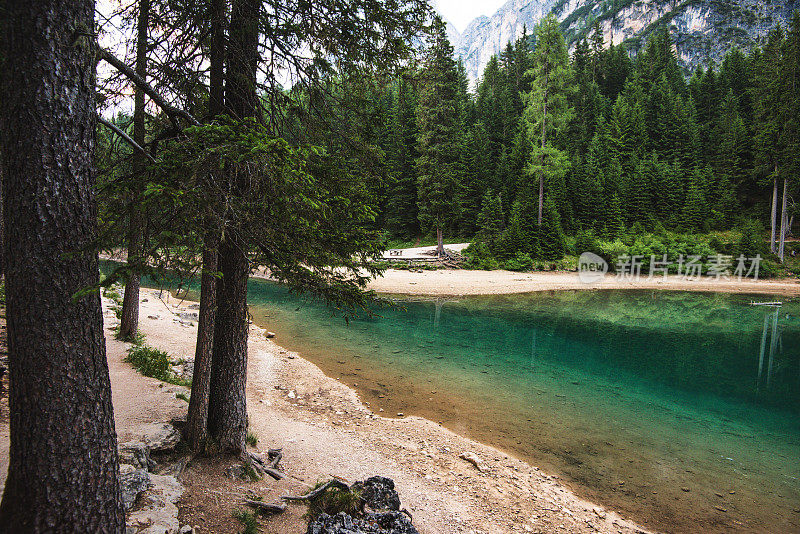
xmin=232 ymin=509 xmax=259 ymax=534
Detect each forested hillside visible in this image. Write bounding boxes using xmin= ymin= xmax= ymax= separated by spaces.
xmin=359 ymin=12 xmax=800 ymax=272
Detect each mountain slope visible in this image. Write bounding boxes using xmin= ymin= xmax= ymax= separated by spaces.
xmin=450 ymin=0 xmax=796 ymax=85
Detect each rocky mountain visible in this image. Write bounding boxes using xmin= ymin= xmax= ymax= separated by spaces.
xmin=447 ymin=0 xmax=797 ymax=87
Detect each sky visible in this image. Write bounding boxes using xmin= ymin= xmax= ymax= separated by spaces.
xmin=433 ymin=0 xmax=508 ymax=33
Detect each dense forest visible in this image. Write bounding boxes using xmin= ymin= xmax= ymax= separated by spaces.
xmin=316 ymin=14 xmax=800 ymax=272
xmin=97 ymin=11 xmax=800 ymax=276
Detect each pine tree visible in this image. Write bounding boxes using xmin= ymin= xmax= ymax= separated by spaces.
xmin=416 ymin=16 xmax=462 ymax=256
xmin=537 ymin=196 xmax=566 ymax=260
xmin=386 ymin=74 xmax=420 ymax=238
xmin=460 ymin=122 xmax=491 ymax=235
xmin=753 ymin=25 xmax=785 ymax=252
xmin=681 ymin=172 xmax=706 ymax=232
xmin=605 ymin=192 xmax=625 ymax=239
xmin=476 ymin=190 xmax=505 ymax=249
xmin=524 ymin=14 xmax=575 ymax=225
xmin=716 ymin=89 xmax=748 ymax=187
xmin=625 ymin=155 xmax=652 ymax=227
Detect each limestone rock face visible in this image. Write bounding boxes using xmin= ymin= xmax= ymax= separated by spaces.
xmin=447 ymin=0 xmax=793 ymax=85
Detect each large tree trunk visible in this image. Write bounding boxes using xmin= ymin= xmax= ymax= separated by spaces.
xmin=186 ymin=0 xmax=227 ymax=452
xmin=770 ymin=167 xmax=778 ymax=253
xmin=436 ymin=227 xmax=444 ymax=257
xmin=0 ymin=0 xmax=125 ymax=530
xmin=119 ymin=0 xmax=151 ymax=341
xmin=186 ymin=232 xmax=219 ymax=450
xmin=778 ymin=176 xmax=788 ymax=262
xmin=208 ymin=236 xmax=249 ymax=452
xmin=207 ymin=0 xmax=260 ymax=454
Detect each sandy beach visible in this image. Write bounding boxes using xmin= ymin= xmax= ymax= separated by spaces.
xmin=0 ymin=289 xmax=651 ymax=533
xmin=366 ymin=268 xmax=800 ymax=297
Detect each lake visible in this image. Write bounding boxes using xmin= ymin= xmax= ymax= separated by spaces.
xmin=245 ymin=282 xmax=799 ymax=533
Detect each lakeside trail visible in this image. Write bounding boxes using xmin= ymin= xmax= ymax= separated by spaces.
xmin=0 ymin=290 xmax=649 ymax=534
xmin=364 ymin=268 xmax=800 ymax=297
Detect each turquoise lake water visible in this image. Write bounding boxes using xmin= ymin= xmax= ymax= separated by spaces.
xmin=245 ymin=282 xmax=799 ymax=533
xmin=111 ymin=260 xmax=798 ymax=533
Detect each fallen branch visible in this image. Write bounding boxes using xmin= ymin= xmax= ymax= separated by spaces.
xmin=244 ymin=500 xmax=286 ymax=514
xmin=282 ymin=479 xmax=350 ymax=501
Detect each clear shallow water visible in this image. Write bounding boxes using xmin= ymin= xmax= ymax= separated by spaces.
xmin=245 ymin=283 xmax=800 ymax=533
xmin=109 ymin=260 xmax=798 ymax=533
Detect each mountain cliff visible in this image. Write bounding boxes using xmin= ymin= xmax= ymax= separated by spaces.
xmin=448 ymin=0 xmax=797 ymax=86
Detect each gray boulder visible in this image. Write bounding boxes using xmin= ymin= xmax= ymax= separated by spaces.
xmin=120 ymin=468 xmax=151 ymax=511
xmin=352 ymin=476 xmax=401 ymax=512
xmin=119 ymin=441 xmax=154 ymax=471
xmin=307 ymin=511 xmax=417 ymax=534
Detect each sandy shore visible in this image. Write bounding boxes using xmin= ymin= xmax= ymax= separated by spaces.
xmin=0 ymin=289 xmax=650 ymax=533
xmin=366 ymin=268 xmax=800 ymax=297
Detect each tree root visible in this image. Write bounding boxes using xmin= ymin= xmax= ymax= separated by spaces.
xmin=242 ymin=451 xmax=284 ymax=480
xmin=282 ymin=478 xmax=350 ymax=501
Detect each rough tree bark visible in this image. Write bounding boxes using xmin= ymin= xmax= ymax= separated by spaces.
xmin=207 ymin=0 xmax=260 ymax=453
xmin=436 ymin=227 xmax=444 ymax=257
xmin=119 ymin=0 xmax=151 ymax=341
xmin=0 ymin=0 xmax=125 ymax=530
xmin=185 ymin=0 xmax=226 ymax=452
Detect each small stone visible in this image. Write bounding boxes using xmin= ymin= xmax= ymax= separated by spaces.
xmin=179 ymin=311 xmax=198 ymax=322
xmin=397 ymin=412 xmax=404 ymax=417
xmin=179 ymin=525 xmax=193 ymax=534
xmin=681 ymin=487 xmax=691 ymax=492
xmin=459 ymin=452 xmax=488 ymax=473
xmin=265 ymin=331 xmax=276 ymax=338
xmin=147 ymin=315 xmax=158 ymax=320
xmin=714 ymin=506 xmax=727 ymax=512
xmin=288 ymin=390 xmax=296 ymax=399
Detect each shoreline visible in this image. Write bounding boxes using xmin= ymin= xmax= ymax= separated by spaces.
xmin=364 ymin=268 xmax=800 ymax=297
xmin=100 ymin=253 xmax=800 ymax=297
xmin=136 ymin=288 xmax=650 ymax=533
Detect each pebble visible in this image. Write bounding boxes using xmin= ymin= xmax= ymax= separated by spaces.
xmin=681 ymin=487 xmax=691 ymax=492
xmin=397 ymin=412 xmax=404 ymax=417
xmin=714 ymin=506 xmax=727 ymax=512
